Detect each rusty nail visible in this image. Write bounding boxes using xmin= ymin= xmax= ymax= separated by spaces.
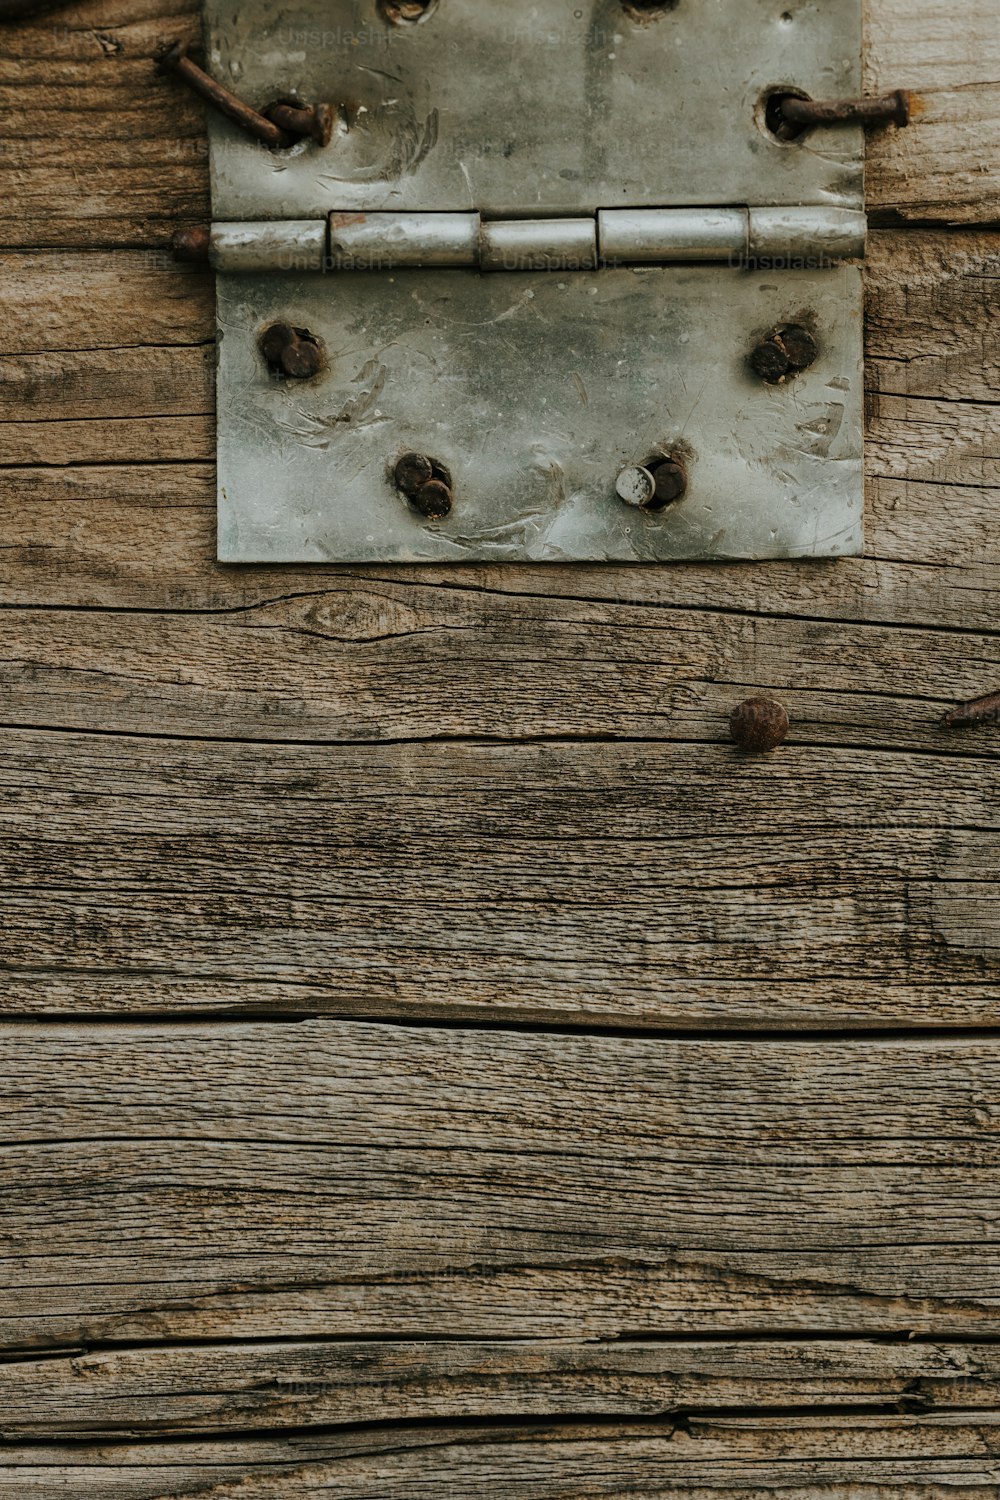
xmin=651 ymin=459 xmax=687 ymax=507
xmin=394 ymin=453 xmax=452 ymax=518
xmin=616 ymin=456 xmax=687 ymax=510
xmin=750 ymin=325 xmax=818 ymax=385
xmin=942 ymin=691 xmax=1000 ymax=729
xmin=264 ymin=100 xmax=336 ymax=148
xmin=394 ymin=452 xmax=435 ymax=496
xmin=730 ymin=698 xmax=790 ymax=754
xmin=155 ymin=41 xmax=292 ymax=148
xmin=259 ymin=322 xmax=324 ymax=380
xmin=778 ymin=89 xmax=911 ymax=132
xmin=412 ymin=479 xmax=453 ymax=520
xmin=171 ymin=225 xmax=211 ymax=264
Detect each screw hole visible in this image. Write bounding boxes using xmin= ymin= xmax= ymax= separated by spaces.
xmin=378 ymin=0 xmax=438 ymax=24
xmin=622 ymin=0 xmax=678 ymax=17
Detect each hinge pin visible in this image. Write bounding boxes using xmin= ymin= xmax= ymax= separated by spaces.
xmin=778 ymin=89 xmax=911 ymax=133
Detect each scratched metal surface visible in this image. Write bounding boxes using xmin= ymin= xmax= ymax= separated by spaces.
xmin=204 ymin=0 xmax=863 ymax=219
xmin=216 ymin=265 xmax=863 ymax=564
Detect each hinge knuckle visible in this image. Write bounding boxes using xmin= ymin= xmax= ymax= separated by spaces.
xmin=328 ymin=212 xmax=480 ymax=269
xmin=599 ymin=208 xmax=749 ymax=265
xmin=211 ymin=221 xmax=326 ymax=273
xmin=747 ymin=207 xmax=867 ymax=265
xmin=480 ymin=218 xmax=597 ymax=272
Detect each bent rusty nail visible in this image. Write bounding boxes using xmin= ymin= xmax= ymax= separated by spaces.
xmin=942 ymin=691 xmax=1000 ymax=728
xmin=154 ymin=41 xmax=291 ymax=148
xmin=780 ymin=89 xmax=912 ymax=130
xmin=264 ymin=101 xmax=336 ymax=148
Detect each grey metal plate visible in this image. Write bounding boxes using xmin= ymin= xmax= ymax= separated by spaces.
xmin=205 ymin=0 xmax=863 ymax=219
xmin=217 ymin=265 xmax=863 ymax=564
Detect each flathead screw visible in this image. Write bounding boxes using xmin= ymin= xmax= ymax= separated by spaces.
xmin=259 ymin=322 xmax=325 ymax=379
xmin=730 ymin=698 xmax=790 ymax=753
xmin=394 ymin=452 xmax=434 ymax=494
xmin=651 ymin=460 xmax=687 ymax=507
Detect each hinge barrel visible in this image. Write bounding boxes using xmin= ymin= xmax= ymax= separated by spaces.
xmin=203 ymin=207 xmax=867 ymax=273
xmin=329 ymin=212 xmax=481 ymax=269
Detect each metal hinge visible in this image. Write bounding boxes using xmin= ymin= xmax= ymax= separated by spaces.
xmin=190 ymin=206 xmax=866 ymax=273
xmin=170 ymin=0 xmax=892 ymax=566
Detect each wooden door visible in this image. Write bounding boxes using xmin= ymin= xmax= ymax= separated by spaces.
xmin=2 ymin=1 xmax=999 ymax=1492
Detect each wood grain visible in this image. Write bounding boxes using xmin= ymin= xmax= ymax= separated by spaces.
xmin=2 ymin=729 xmax=1000 ymax=1023
xmin=1 ymin=1416 xmax=1000 ymax=1498
xmin=3 ymin=1022 xmax=1000 ymax=1351
xmin=4 ymin=1338 xmax=1000 ymax=1440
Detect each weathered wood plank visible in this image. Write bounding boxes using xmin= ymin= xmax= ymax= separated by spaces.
xmin=3 ymin=1022 xmax=1000 ymax=1348
xmin=865 ymin=0 xmax=1000 ymax=225
xmin=3 ymin=1338 xmax=1000 ymax=1440
xmin=0 ymin=0 xmax=996 ymax=247
xmin=2 ymin=730 xmax=1000 ymax=1022
xmin=4 ymin=567 xmax=1000 ymax=751
xmin=1 ymin=1417 xmax=1000 ymax=1498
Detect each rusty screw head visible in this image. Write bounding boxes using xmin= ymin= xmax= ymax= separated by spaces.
xmin=616 ymin=455 xmax=688 ymax=511
xmin=729 ymin=697 xmax=790 ymax=753
xmin=259 ymin=322 xmax=324 ymax=380
xmin=750 ymin=325 xmax=818 ymax=385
